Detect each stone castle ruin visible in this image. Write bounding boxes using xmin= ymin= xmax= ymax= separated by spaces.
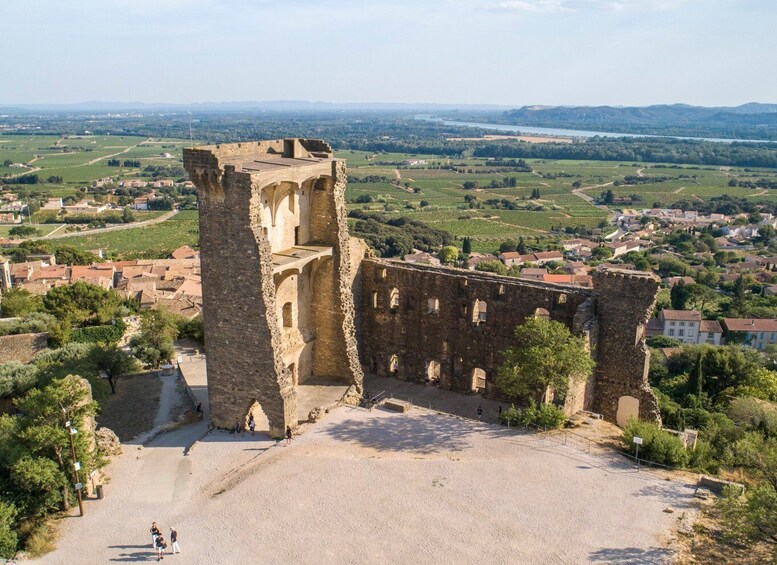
xmin=185 ymin=139 xmax=661 ymax=437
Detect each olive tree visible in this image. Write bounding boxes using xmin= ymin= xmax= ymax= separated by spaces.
xmin=496 ymin=317 xmax=594 ymax=403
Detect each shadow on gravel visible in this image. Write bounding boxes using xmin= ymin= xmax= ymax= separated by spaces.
xmin=589 ymin=546 xmax=674 ymax=564
xmin=635 ymin=481 xmax=695 ymax=507
xmin=108 ymin=549 xmax=155 ymax=562
xmin=324 ymin=410 xmax=480 ymax=454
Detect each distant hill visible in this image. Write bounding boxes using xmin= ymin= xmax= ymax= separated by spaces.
xmin=498 ymin=103 xmax=777 ymax=140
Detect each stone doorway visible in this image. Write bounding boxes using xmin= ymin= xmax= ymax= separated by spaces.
xmin=471 ymin=368 xmax=486 ymax=393
xmin=426 ymin=360 xmax=441 ymax=385
xmin=616 ymin=395 xmax=639 ymax=427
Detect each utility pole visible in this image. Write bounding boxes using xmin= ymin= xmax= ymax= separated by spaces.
xmin=64 ymin=415 xmax=84 ymax=517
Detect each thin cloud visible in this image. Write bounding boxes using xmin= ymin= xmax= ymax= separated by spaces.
xmin=492 ymin=0 xmax=688 ymax=12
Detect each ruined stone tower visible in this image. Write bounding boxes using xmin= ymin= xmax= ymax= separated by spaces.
xmin=184 ymin=139 xmax=363 ymax=437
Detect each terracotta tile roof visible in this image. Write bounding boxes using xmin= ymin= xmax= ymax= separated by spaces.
xmin=724 ymin=318 xmax=777 ymax=332
xmin=661 ymin=310 xmax=702 ymax=322
xmin=699 ymin=320 xmax=723 ymax=333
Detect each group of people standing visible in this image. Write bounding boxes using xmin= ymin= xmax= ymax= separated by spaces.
xmin=150 ymin=522 xmax=180 ymax=561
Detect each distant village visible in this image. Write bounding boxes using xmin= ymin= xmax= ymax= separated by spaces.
xmin=0 ymin=245 xmax=201 ymax=319
xmin=398 ymin=205 xmax=777 ymax=353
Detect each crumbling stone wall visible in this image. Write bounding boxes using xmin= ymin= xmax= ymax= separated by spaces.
xmin=358 ymin=260 xmax=661 ymax=424
xmin=592 ymin=270 xmax=661 ymax=423
xmin=358 ymin=260 xmax=597 ymax=414
xmin=0 ymin=332 xmax=48 ymax=363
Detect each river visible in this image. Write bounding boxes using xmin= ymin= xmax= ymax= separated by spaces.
xmin=417 ymin=116 xmax=774 ymax=144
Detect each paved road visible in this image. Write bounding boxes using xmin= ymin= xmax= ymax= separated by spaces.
xmin=38 ymin=209 xmax=179 ymax=240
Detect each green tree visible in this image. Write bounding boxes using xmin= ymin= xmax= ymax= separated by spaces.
xmin=129 ymin=310 xmax=179 ymax=367
xmin=670 ymin=280 xmax=691 ymax=310
xmin=15 ymin=375 xmax=100 ymax=513
xmin=90 ymin=345 xmax=140 ymax=394
xmin=731 ymin=275 xmax=751 ymax=317
xmin=590 ymin=246 xmax=613 ymax=261
xmin=476 ymin=260 xmax=507 ymax=276
xmin=1 ymin=288 xmax=43 ymax=318
xmin=517 ymin=236 xmax=527 ymax=255
xmin=7 ymin=225 xmax=39 ymax=238
xmin=497 ymin=317 xmax=595 ymax=402
xmin=438 ymin=246 xmax=459 ymax=265
xmin=42 ymin=282 xmax=118 ymax=325
xmin=53 ymin=246 xmax=96 ymax=267
xmin=0 ymin=501 xmax=17 ymax=559
xmin=719 ymin=434 xmax=777 ymax=552
xmin=462 ymin=237 xmax=472 ymax=255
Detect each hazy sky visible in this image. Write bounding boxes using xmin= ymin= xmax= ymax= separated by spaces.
xmin=5 ymin=0 xmax=776 ymax=107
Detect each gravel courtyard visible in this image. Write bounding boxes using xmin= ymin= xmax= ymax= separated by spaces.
xmin=36 ymin=406 xmax=694 ymax=564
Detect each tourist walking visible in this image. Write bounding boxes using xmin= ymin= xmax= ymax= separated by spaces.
xmin=233 ymin=418 xmax=242 ymax=434
xmin=477 ymin=406 xmax=483 ymax=420
xmin=248 ymin=414 xmax=256 ymax=435
xmin=155 ymin=533 xmax=166 ymax=560
xmin=285 ymin=425 xmax=293 ymax=446
xmin=150 ymin=522 xmax=160 ymax=548
xmin=169 ymin=527 xmax=180 ymax=554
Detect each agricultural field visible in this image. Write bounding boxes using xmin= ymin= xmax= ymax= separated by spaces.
xmin=48 ymin=210 xmax=199 ymax=258
xmin=4 ymin=139 xmax=777 ymax=257
xmin=0 ymin=134 xmax=193 ymax=196
xmin=340 ymin=150 xmax=777 ymax=251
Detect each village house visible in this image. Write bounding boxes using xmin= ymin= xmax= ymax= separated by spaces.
xmin=498 ymin=250 xmax=564 ymax=267
xmin=401 ymin=250 xmax=441 ymax=267
xmin=62 ymin=200 xmax=110 ymax=214
xmin=464 ymin=252 xmax=494 ymax=271
xmin=0 ymin=213 xmax=21 ymax=225
xmin=648 ymin=309 xmax=723 ymax=345
xmin=723 ymin=318 xmax=777 ymax=350
xmin=41 ymin=198 xmax=64 ymax=210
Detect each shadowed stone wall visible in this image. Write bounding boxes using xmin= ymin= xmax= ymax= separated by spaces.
xmin=357 ymin=260 xmax=598 ymax=414
xmin=0 ymin=333 xmax=48 ymax=363
xmin=358 ymin=260 xmax=660 ymax=424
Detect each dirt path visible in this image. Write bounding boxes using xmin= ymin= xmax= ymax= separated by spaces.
xmin=38 ymin=209 xmax=179 ymax=240
xmin=571 ymin=181 xmax=613 ymax=204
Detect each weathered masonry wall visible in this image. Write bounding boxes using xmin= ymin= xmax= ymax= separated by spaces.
xmin=0 ymin=333 xmax=48 ymax=364
xmin=358 ymin=260 xmax=597 ymax=414
xmin=358 ymin=260 xmax=661 ymax=424
xmin=184 ymin=139 xmax=362 ymax=437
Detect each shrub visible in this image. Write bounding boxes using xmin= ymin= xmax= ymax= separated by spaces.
xmin=498 ymin=404 xmax=522 ymax=427
xmin=727 ymin=397 xmax=777 ymax=438
xmin=622 ymin=419 xmax=688 ymax=467
xmin=70 ymin=320 xmax=126 ymax=344
xmin=646 ymin=335 xmax=682 ymax=348
xmin=0 ymin=363 xmax=40 ymax=399
xmin=0 ymin=501 xmax=17 ymax=559
xmin=498 ymin=400 xmax=566 ymax=430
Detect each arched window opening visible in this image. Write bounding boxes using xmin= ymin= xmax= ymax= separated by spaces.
xmin=426 ymin=360 xmax=441 ymax=385
xmin=472 ymin=299 xmax=487 ymax=324
xmin=389 ymin=355 xmax=399 ymax=374
xmin=427 ymin=297 xmax=440 ymax=314
xmin=372 ymin=291 xmax=378 ymax=308
xmin=471 ymin=368 xmax=487 ymax=393
xmin=534 ymin=307 xmax=550 ymax=320
xmin=389 ymin=288 xmax=400 ymax=309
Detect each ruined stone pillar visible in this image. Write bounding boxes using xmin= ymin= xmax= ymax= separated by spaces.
xmin=592 ymin=270 xmax=661 ymax=424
